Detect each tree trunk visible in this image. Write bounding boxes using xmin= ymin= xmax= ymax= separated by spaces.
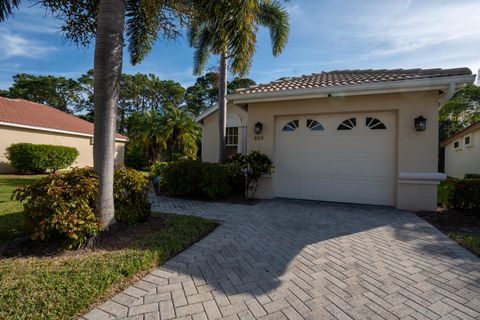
xmin=93 ymin=0 xmax=125 ymax=229
xmin=217 ymin=50 xmax=228 ymax=163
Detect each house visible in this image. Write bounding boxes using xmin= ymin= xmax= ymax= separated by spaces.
xmin=440 ymin=121 xmax=480 ymax=178
xmin=0 ymin=97 xmax=127 ymax=173
xmin=197 ymin=68 xmax=476 ymax=211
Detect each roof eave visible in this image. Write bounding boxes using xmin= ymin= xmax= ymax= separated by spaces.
xmin=228 ymin=75 xmax=476 ymax=104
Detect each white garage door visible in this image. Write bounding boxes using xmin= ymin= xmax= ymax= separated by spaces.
xmin=274 ymin=112 xmax=395 ymax=206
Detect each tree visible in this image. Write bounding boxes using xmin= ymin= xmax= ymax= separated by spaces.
xmin=1 ymin=0 xmax=189 ymax=229
xmin=162 ymin=106 xmax=200 ymax=160
xmin=185 ymin=72 xmax=256 ymax=116
xmin=1 ymin=73 xmax=81 ymax=112
xmin=189 ymin=0 xmax=289 ymax=162
xmin=440 ymin=84 xmax=480 ymax=141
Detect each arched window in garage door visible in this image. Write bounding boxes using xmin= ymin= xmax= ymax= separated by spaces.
xmin=337 ymin=118 xmax=357 ymax=130
xmin=366 ymin=117 xmax=387 ymax=130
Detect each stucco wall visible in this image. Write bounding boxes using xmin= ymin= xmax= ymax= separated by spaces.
xmin=0 ymin=125 xmax=126 ymax=173
xmin=200 ymin=104 xmax=248 ymax=162
xmin=444 ymin=129 xmax=480 ymax=178
xmin=201 ymin=91 xmax=441 ymax=211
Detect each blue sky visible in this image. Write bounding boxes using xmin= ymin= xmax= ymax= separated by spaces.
xmin=1 ymin=0 xmax=479 ymax=90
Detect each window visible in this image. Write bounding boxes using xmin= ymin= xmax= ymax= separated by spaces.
xmin=282 ymin=120 xmax=299 ymax=132
xmin=454 ymin=140 xmax=460 ymax=150
xmin=464 ymin=135 xmax=473 ymax=147
xmin=337 ymin=118 xmax=356 ymax=130
xmin=366 ymin=117 xmax=387 ymax=130
xmin=306 ymin=119 xmax=324 ymax=131
xmin=225 ymin=127 xmax=239 ymax=158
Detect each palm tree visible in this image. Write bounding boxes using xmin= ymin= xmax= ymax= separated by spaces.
xmin=162 ymin=106 xmax=200 ymax=160
xmin=188 ymin=0 xmax=289 ymax=162
xmin=1 ymin=0 xmax=189 ymax=229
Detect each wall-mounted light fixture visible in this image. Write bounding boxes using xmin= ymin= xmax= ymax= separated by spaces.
xmin=414 ymin=116 xmax=427 ymax=131
xmin=254 ymin=122 xmax=263 ymax=134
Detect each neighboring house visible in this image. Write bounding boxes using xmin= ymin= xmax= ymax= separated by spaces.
xmin=197 ymin=68 xmax=475 ymax=211
xmin=0 ymin=97 xmax=127 ymax=173
xmin=440 ymin=121 xmax=480 ymax=178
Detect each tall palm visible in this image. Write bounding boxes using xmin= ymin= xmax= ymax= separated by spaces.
xmin=163 ymin=106 xmax=201 ymax=160
xmin=189 ymin=0 xmax=289 ymax=162
xmin=2 ymin=0 xmax=188 ymax=229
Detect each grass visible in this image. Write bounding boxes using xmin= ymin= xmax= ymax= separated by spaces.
xmin=0 ymin=212 xmax=217 ymax=320
xmin=449 ymin=232 xmax=480 ymax=256
xmin=0 ymin=175 xmax=40 ymax=243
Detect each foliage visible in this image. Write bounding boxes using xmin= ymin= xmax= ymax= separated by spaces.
xmin=7 ymin=143 xmax=79 ymax=174
xmin=113 ymin=165 xmax=151 ymax=224
xmin=230 ymin=151 xmax=274 ymax=199
xmin=160 ymin=160 xmax=243 ymax=199
xmin=128 ymin=107 xmax=200 ymax=164
xmin=228 ymin=76 xmax=256 ymax=93
xmin=449 ymin=232 xmax=480 ymax=257
xmin=12 ymin=168 xmax=100 ymax=248
xmin=446 ymin=178 xmax=480 ymax=213
xmin=150 ymin=161 xmax=170 ymax=177
xmin=125 ymin=143 xmax=149 ymax=170
xmin=465 ymin=173 xmax=480 ymax=179
xmin=440 ymin=84 xmax=480 ymax=141
xmin=0 ymin=175 xmax=39 ymax=244
xmin=0 ymin=73 xmax=82 ymax=112
xmin=0 ymin=213 xmax=217 ymax=320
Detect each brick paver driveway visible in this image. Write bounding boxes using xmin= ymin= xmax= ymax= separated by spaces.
xmin=83 ymin=197 xmax=480 ymax=320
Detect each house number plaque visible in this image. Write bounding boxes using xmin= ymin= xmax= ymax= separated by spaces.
xmin=254 ymin=135 xmax=264 ymax=141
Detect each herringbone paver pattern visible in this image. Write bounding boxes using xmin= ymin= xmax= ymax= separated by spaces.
xmin=82 ymin=197 xmax=480 ymax=320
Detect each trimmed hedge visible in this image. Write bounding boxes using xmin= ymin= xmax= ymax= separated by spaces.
xmin=13 ymin=166 xmax=151 ymax=248
xmin=7 ymin=143 xmax=79 ymax=173
xmin=160 ymin=160 xmax=244 ymax=199
xmin=446 ymin=178 xmax=480 ymax=213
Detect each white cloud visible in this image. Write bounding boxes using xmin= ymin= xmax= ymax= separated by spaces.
xmin=0 ymin=30 xmax=57 ymax=60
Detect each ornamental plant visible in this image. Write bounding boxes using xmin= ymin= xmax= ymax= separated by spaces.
xmin=230 ymin=151 xmax=274 ymax=199
xmin=446 ymin=178 xmax=480 ymax=213
xmin=7 ymin=143 xmax=79 ymax=173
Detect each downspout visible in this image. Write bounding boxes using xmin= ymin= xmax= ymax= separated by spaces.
xmin=438 ymin=82 xmax=457 ymax=110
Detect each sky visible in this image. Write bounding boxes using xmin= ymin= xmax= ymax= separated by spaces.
xmin=1 ymin=0 xmax=480 ymax=90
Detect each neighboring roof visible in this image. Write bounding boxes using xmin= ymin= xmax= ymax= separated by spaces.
xmin=0 ymin=97 xmax=128 ymax=141
xmin=235 ymin=68 xmax=473 ymax=94
xmin=440 ymin=121 xmax=480 ymax=147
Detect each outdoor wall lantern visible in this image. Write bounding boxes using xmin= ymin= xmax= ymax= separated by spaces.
xmin=414 ymin=116 xmax=427 ymax=131
xmin=254 ymin=122 xmax=263 ymax=134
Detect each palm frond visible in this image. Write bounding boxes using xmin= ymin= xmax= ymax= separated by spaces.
xmin=192 ymin=24 xmax=214 ymax=75
xmin=0 ymin=0 xmax=20 ymax=22
xmin=258 ymin=0 xmax=289 ymax=56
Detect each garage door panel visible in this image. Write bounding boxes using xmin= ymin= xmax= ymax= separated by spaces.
xmin=275 ymin=112 xmax=394 ymax=206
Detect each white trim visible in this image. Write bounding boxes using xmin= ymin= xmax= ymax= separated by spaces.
xmin=398 ymin=172 xmax=446 ymax=182
xmin=453 ymin=140 xmax=462 ymax=150
xmin=195 ymin=104 xmax=219 ymax=122
xmin=0 ymin=121 xmax=128 ymax=142
xmin=228 ymin=75 xmax=476 ymax=103
xmin=463 ymin=134 xmax=473 ymax=148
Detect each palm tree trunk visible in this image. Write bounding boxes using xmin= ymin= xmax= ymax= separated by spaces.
xmin=218 ymin=50 xmax=228 ymax=163
xmin=93 ymin=0 xmax=125 ymax=229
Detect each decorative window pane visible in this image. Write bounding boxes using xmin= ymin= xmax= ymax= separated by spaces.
xmin=282 ymin=120 xmax=299 ymax=132
xmin=366 ymin=117 xmax=387 ymax=130
xmin=337 ymin=118 xmax=356 ymax=130
xmin=306 ymin=119 xmax=324 ymax=131
xmin=225 ymin=127 xmax=239 ymax=157
xmin=454 ymin=141 xmax=460 ymax=149
xmin=465 ymin=136 xmax=471 ymax=145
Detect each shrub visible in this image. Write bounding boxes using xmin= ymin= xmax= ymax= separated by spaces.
xmin=12 ymin=168 xmax=100 ymax=248
xmin=114 ymin=165 xmax=151 ymax=224
xmin=12 ymin=166 xmax=152 ymax=247
xmin=229 ymin=151 xmax=274 ymax=198
xmin=125 ymin=143 xmax=148 ymax=170
xmin=446 ymin=178 xmax=480 ymax=213
xmin=465 ymin=173 xmax=480 ymax=180
xmin=150 ymin=161 xmax=170 ymax=177
xmin=160 ymin=160 xmax=243 ymax=199
xmin=7 ymin=143 xmax=79 ymax=173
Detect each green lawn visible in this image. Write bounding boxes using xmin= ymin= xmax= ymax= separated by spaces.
xmin=0 ymin=213 xmax=217 ymax=320
xmin=0 ymin=175 xmax=40 ymax=243
xmin=449 ymin=232 xmax=480 ymax=256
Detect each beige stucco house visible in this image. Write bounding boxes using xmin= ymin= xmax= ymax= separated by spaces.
xmin=197 ymin=68 xmax=476 ymax=211
xmin=441 ymin=121 xmax=480 ymax=178
xmin=0 ymin=97 xmax=127 ymax=173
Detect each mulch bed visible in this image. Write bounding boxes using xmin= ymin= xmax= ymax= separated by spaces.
xmin=0 ymin=216 xmax=167 ymax=258
xmin=416 ymin=207 xmax=480 ymax=235
xmin=155 ymin=190 xmax=259 ymax=205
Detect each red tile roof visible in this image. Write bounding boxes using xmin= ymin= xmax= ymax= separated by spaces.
xmin=235 ymin=68 xmax=473 ymax=94
xmin=0 ymin=97 xmax=127 ymax=140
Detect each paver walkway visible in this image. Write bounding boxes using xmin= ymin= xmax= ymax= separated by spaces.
xmin=82 ymin=197 xmax=480 ymax=320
